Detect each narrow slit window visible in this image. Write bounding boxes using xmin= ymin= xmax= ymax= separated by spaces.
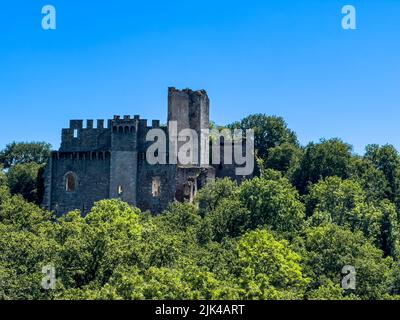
xmin=73 ymin=129 xmax=78 ymax=138
xmin=152 ymin=177 xmax=161 ymax=197
xmin=118 ymin=185 xmax=123 ymax=195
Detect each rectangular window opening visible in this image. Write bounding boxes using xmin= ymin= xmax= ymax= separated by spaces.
xmin=152 ymin=177 xmax=161 ymax=197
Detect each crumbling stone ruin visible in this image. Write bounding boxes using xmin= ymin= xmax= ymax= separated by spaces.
xmin=42 ymin=88 xmax=249 ymax=215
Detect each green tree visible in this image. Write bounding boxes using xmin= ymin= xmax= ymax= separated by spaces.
xmin=365 ymin=144 xmax=400 ymax=207
xmin=7 ymin=162 xmax=45 ymax=203
xmin=305 ymin=177 xmax=400 ymax=259
xmin=98 ymin=264 xmax=237 ymax=300
xmin=350 ymin=156 xmax=390 ymax=203
xmin=195 ymin=178 xmax=238 ymax=217
xmin=0 ymin=142 xmax=51 ymax=169
xmin=266 ymin=142 xmax=303 ymax=178
xmin=300 ymin=224 xmax=396 ymax=299
xmin=379 ymin=200 xmax=400 ymax=260
xmin=293 ymin=138 xmax=353 ymax=194
xmin=229 ymin=114 xmax=298 ymax=160
xmin=0 ymin=165 xmax=7 ymax=187
xmin=0 ymin=187 xmax=52 ymax=232
xmin=239 ymin=176 xmax=305 ymax=233
xmin=305 ymin=176 xmax=400 ymax=259
xmin=159 ymin=202 xmax=201 ymax=232
xmin=0 ymin=224 xmax=60 ymax=300
xmin=235 ymin=229 xmax=309 ymax=300
xmin=305 ymin=176 xmax=366 ymax=222
xmin=306 ymin=280 xmax=355 ymax=300
xmin=0 ymin=188 xmax=58 ymax=300
xmin=200 ymin=198 xmax=251 ymax=242
xmin=56 ymin=200 xmax=142 ymax=289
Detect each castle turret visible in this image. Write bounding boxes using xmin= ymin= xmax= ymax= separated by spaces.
xmin=109 ymin=115 xmax=139 ymax=206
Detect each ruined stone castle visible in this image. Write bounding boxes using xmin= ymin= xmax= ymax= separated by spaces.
xmin=42 ymin=88 xmax=249 ymax=215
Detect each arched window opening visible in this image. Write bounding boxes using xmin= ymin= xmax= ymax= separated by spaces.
xmin=65 ymin=172 xmax=77 ymax=193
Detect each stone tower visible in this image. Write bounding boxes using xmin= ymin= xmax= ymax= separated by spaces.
xmin=167 ymin=87 xmax=210 ymax=166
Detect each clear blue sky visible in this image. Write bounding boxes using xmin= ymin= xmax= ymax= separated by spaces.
xmin=0 ymin=0 xmax=399 ymax=154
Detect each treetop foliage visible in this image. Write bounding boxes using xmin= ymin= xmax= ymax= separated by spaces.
xmin=0 ymin=142 xmax=51 ymax=169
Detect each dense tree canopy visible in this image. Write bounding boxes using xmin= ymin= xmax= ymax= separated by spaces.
xmin=299 ymin=224 xmax=396 ymax=300
xmin=0 ymin=142 xmax=49 ymax=204
xmin=293 ymin=138 xmax=353 ymax=194
xmin=365 ymin=144 xmax=400 ymax=208
xmin=1 ymin=124 xmax=400 ymax=300
xmin=7 ymin=162 xmax=45 ymax=204
xmin=229 ymin=114 xmax=299 ymax=160
xmin=0 ymin=142 xmax=51 ymax=169
xmin=266 ymin=142 xmax=303 ymax=178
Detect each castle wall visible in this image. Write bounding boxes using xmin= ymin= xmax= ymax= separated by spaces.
xmin=136 ymin=124 xmax=177 ymax=213
xmin=136 ymin=161 xmax=177 ymax=213
xmin=44 ymin=88 xmax=248 ymax=216
xmin=48 ymin=152 xmax=111 ymax=215
xmin=109 ymin=151 xmax=138 ymax=205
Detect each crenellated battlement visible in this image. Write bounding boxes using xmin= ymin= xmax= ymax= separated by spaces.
xmin=110 ymin=116 xmax=164 ymax=134
xmin=60 ymin=87 xmax=210 ymax=155
xmin=66 ymin=115 xmax=163 ymax=134
xmin=61 ymin=118 xmax=111 ymax=152
xmin=69 ymin=119 xmax=109 ymax=130
xmin=44 ymin=88 xmax=248 ymax=216
xmin=111 ymin=115 xmax=139 ymax=134
xmin=51 ymin=150 xmax=111 ymax=161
